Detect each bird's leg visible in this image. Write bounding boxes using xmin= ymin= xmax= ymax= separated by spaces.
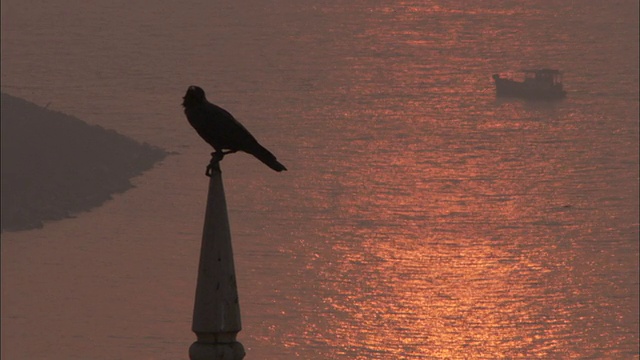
xmin=205 ymin=150 xmax=238 ymax=177
xmin=206 ymin=152 xmax=221 ymax=177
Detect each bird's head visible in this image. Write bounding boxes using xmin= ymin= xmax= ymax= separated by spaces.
xmin=182 ymin=85 xmax=206 ymax=108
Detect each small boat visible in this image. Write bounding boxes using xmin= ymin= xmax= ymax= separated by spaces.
xmin=492 ymin=69 xmax=566 ymax=100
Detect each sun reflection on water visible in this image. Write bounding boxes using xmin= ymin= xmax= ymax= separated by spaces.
xmin=276 ymin=2 xmax=639 ymax=358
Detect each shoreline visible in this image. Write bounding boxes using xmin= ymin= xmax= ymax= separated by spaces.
xmin=1 ymin=93 xmax=168 ymax=232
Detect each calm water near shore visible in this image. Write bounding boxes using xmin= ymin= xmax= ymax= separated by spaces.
xmin=2 ymin=1 xmax=638 ymax=359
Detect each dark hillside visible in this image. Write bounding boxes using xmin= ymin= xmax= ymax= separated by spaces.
xmin=1 ymin=93 xmax=167 ymax=232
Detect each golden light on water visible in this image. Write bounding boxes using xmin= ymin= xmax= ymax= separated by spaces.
xmin=306 ymin=154 xmax=624 ymax=359
xmin=274 ymin=3 xmax=639 ymax=357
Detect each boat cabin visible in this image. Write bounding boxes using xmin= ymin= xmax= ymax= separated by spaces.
xmin=522 ymin=69 xmax=563 ymax=87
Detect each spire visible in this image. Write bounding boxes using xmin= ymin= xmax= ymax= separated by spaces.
xmin=189 ymin=160 xmax=245 ymax=360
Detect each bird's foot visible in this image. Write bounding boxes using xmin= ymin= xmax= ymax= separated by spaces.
xmin=205 ymin=150 xmax=237 ymax=177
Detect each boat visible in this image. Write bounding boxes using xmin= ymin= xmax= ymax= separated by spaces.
xmin=492 ymin=69 xmax=566 ymax=100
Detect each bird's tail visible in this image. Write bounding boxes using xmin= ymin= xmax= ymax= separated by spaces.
xmin=249 ymin=144 xmax=287 ymax=172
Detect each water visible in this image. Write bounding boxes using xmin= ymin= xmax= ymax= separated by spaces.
xmin=2 ymin=1 xmax=638 ymax=359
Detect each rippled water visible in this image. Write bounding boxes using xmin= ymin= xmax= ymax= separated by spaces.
xmin=2 ymin=1 xmax=638 ymax=359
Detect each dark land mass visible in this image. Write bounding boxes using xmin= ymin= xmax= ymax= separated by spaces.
xmin=1 ymin=92 xmax=168 ymax=232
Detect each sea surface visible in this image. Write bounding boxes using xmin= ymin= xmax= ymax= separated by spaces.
xmin=2 ymin=1 xmax=638 ymax=359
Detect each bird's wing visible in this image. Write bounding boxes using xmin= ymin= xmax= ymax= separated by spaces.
xmin=207 ymin=103 xmax=260 ymax=149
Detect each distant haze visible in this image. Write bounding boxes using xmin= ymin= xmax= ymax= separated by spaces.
xmin=1 ymin=1 xmax=638 ymax=359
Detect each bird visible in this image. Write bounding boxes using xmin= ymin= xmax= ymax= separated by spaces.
xmin=182 ymin=85 xmax=287 ymax=172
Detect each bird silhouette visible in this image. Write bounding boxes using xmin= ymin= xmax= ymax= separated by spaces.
xmin=182 ymin=86 xmax=287 ymax=172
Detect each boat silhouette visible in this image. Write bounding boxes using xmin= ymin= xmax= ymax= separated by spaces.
xmin=492 ymin=69 xmax=566 ymax=100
